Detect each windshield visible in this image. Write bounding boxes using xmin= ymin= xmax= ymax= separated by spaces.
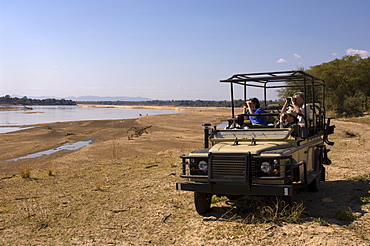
xmin=211 ymin=129 xmax=291 ymax=140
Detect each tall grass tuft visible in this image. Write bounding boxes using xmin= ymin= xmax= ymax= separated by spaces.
xmin=19 ymin=164 xmax=31 ymax=179
xmin=46 ymin=167 xmax=55 ymax=176
xmin=93 ymin=176 xmax=106 ymax=191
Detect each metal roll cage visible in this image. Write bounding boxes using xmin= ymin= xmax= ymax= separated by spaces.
xmin=220 ymin=70 xmax=325 ymax=119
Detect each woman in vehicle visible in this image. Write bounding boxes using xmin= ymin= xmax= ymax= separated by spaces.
xmin=230 ymin=98 xmax=266 ymax=128
xmin=243 ymin=97 xmax=266 ymax=126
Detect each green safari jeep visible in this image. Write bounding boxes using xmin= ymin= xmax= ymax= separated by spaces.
xmin=176 ymin=71 xmax=335 ymax=215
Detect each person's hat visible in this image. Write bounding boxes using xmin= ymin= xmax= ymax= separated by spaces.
xmin=285 ymin=108 xmax=298 ymax=117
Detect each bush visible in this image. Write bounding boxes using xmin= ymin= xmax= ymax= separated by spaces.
xmin=337 ymin=96 xmax=363 ymax=117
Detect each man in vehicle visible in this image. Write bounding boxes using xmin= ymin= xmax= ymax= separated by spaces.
xmin=282 ymin=92 xmax=311 ymax=127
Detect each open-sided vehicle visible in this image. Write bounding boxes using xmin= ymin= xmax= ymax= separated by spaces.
xmin=176 ymin=70 xmax=335 ymax=215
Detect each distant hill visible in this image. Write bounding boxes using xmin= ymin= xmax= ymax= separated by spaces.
xmin=66 ymin=96 xmax=152 ymax=101
xmin=11 ymin=95 xmax=152 ymax=102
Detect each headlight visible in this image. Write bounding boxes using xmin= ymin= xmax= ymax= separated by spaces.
xmin=261 ymin=162 xmax=271 ymax=173
xmin=198 ymin=161 xmax=208 ymax=171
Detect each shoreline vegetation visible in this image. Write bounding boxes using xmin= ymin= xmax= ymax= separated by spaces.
xmin=0 ymin=106 xmax=369 ymax=245
xmin=76 ymin=99 xmax=279 ymax=108
xmin=1 ymin=94 xmax=281 ymax=108
xmin=0 ymin=95 xmax=76 ymax=106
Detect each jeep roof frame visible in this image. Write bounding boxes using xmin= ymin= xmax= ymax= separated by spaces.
xmin=220 ymin=70 xmax=325 ymax=118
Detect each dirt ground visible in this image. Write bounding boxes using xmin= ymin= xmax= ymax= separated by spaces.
xmin=0 ymin=107 xmax=369 ymax=245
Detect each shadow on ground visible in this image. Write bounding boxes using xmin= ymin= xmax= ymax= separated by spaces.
xmin=202 ymin=179 xmax=369 ymax=226
xmin=295 ymin=179 xmax=369 ymax=224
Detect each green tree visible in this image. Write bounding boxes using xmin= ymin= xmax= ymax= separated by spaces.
xmin=308 ymin=55 xmax=370 ymax=116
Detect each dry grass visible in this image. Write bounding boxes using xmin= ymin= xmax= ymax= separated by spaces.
xmin=216 ymin=197 xmax=306 ymax=224
xmin=46 ymin=168 xmax=53 ymax=176
xmin=339 ymin=115 xmax=370 ymax=125
xmin=19 ymin=164 xmax=31 ymax=178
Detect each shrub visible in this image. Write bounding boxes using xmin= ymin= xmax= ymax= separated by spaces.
xmin=20 ymin=165 xmax=31 ymax=179
xmin=335 ymin=208 xmax=357 ymax=221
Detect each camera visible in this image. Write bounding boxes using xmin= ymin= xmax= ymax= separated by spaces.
xmin=286 ymin=97 xmax=291 ymax=102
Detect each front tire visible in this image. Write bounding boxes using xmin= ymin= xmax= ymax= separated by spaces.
xmin=194 ymin=192 xmax=212 ymax=215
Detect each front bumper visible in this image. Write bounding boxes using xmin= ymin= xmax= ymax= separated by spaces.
xmin=176 ymin=182 xmax=293 ymax=197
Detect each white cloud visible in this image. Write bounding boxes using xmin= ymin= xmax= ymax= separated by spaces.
xmin=332 ymin=52 xmax=337 ymax=56
xmin=293 ymin=54 xmax=301 ymax=59
xmin=276 ymin=58 xmax=287 ymax=63
xmin=346 ymin=48 xmax=370 ymax=58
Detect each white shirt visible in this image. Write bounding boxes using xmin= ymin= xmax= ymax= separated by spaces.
xmin=298 ymin=103 xmax=311 ymax=126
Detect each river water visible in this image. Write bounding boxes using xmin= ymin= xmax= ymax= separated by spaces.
xmin=0 ymin=105 xmax=180 ymax=133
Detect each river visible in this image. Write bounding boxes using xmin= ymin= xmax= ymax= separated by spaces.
xmin=0 ymin=105 xmax=180 ymax=133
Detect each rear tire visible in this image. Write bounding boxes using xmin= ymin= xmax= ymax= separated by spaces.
xmin=194 ymin=192 xmax=212 ymax=215
xmin=307 ymin=175 xmax=321 ymax=192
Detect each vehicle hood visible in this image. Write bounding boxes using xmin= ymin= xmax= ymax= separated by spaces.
xmin=210 ymin=141 xmax=292 ymax=155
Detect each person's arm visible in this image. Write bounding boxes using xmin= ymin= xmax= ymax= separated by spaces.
xmin=247 ymin=101 xmax=254 ymax=114
xmin=281 ymin=98 xmax=290 ymax=113
xmin=279 ymin=113 xmax=285 ymax=122
xmin=243 ymin=103 xmax=248 ymax=114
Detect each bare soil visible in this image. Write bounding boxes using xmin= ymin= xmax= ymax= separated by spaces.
xmin=0 ymin=107 xmax=369 ymax=245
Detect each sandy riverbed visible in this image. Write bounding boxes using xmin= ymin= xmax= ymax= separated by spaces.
xmin=0 ymin=107 xmax=369 ymax=245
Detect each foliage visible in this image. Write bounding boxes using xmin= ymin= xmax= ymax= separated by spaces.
xmin=360 ymin=196 xmax=370 ymax=204
xmin=78 ymin=99 xmax=280 ymax=108
xmin=0 ymin=95 xmax=76 ymax=106
xmin=211 ymin=196 xmax=229 ymax=204
xmin=313 ymin=217 xmax=329 ymax=226
xmin=277 ymin=55 xmax=370 ymax=117
xmin=277 ymin=67 xmax=324 ymax=104
xmin=335 ymin=208 xmax=357 ymax=221
xmin=308 ymin=55 xmax=370 ymax=117
xmin=340 ymin=116 xmax=370 ymax=125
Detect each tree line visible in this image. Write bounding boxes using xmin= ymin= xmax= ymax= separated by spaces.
xmin=78 ymin=99 xmax=280 ymax=108
xmin=0 ymin=95 xmax=76 ymax=106
xmin=278 ymin=55 xmax=369 ymax=117
xmin=308 ymin=55 xmax=370 ymax=117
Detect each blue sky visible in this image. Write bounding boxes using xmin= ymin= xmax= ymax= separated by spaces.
xmin=1 ymin=0 xmax=369 ymax=100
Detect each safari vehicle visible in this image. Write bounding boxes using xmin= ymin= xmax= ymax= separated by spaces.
xmin=176 ymin=70 xmax=335 ymax=215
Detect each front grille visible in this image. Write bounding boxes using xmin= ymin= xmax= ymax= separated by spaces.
xmin=251 ymin=159 xmax=257 ymax=177
xmin=209 ymin=153 xmax=250 ymax=182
